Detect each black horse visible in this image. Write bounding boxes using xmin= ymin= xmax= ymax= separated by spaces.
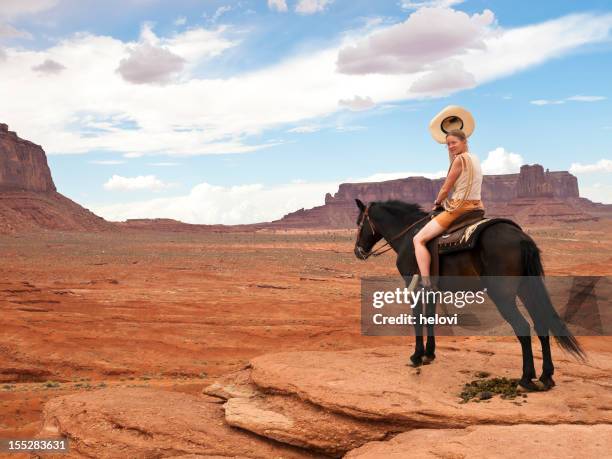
xmin=353 ymin=198 xmax=585 ymax=391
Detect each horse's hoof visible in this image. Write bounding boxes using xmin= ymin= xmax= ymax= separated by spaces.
xmin=533 ymin=380 xmax=548 ymax=391
xmin=517 ymin=379 xmax=540 ymax=392
xmin=538 ymin=375 xmax=556 ymax=390
xmin=409 ymin=355 xmax=423 ymax=367
xmin=422 ymin=354 xmax=436 ymax=365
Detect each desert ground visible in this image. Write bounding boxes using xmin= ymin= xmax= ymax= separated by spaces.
xmin=1 ymin=219 xmax=611 ymax=457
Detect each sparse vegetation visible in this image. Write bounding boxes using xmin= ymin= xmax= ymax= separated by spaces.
xmin=459 ymin=376 xmax=522 ymax=403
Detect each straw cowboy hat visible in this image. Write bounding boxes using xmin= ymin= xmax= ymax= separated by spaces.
xmin=429 ymin=105 xmax=475 ymax=144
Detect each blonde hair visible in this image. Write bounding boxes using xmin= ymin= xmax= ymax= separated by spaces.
xmin=445 ymin=129 xmax=467 ymax=142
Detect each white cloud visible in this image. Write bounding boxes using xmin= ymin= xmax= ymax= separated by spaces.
xmin=164 ymin=25 xmax=238 ymax=63
xmin=124 ymin=152 xmax=145 ymax=158
xmin=338 ymin=95 xmax=375 ymax=111
xmin=335 ymin=125 xmax=366 ymax=132
xmin=578 ymin=182 xmax=612 ymax=204
xmin=116 ymin=24 xmax=186 ymax=84
xmin=337 ymin=7 xmax=495 ymax=75
xmin=569 ymin=159 xmax=612 ymax=174
xmin=211 ymin=5 xmax=232 ymax=23
xmin=174 ymin=16 xmax=187 ymax=26
xmin=103 ymin=174 xmax=176 ymax=191
xmin=531 ymin=95 xmax=606 ymax=105
xmin=1 ymin=10 xmax=611 ymax=160
xmin=409 ymin=59 xmax=476 ymax=94
xmin=92 ymin=180 xmax=342 ymax=224
xmin=295 ymin=0 xmax=334 ymax=15
xmin=0 ymin=23 xmax=32 ymax=39
xmin=0 ymin=0 xmax=59 ymax=19
xmin=288 ymin=122 xmax=367 ymax=133
xmin=565 ymin=95 xmax=607 ymax=102
xmin=268 ymin=0 xmax=288 ymax=12
xmin=117 ymin=43 xmax=184 ymax=84
xmin=90 ymin=160 xmax=126 ymax=165
xmin=530 ymin=99 xmax=565 ymax=105
xmin=32 ymin=58 xmax=66 ymax=75
xmin=148 ymin=162 xmax=181 ymax=166
xmin=116 ymin=22 xmax=237 ymax=85
xmin=481 ymin=147 xmax=524 ymax=174
xmin=90 ymin=168 xmax=453 ymax=224
xmin=400 ymin=0 xmax=464 ymax=9
xmin=349 ymin=170 xmax=447 ymax=182
xmin=288 ymin=125 xmax=323 ymax=133
xmin=454 ymin=12 xmax=612 ymax=84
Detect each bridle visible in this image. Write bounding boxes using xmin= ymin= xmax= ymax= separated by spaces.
xmin=355 ymin=204 xmax=431 ymax=259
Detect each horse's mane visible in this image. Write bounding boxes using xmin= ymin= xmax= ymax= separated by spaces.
xmin=376 ymin=200 xmax=425 ymax=217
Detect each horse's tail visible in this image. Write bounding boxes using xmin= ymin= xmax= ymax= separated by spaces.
xmin=520 ymin=238 xmax=586 ymax=362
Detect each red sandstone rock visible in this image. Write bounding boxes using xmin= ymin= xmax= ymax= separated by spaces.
xmin=212 ymin=341 xmax=612 ymax=455
xmin=266 ymin=164 xmax=609 ymax=229
xmin=0 ymin=190 xmax=116 ymax=234
xmin=345 ymin=424 xmax=612 ymax=458
xmin=0 ymin=123 xmax=55 ymax=192
xmin=246 ymin=342 xmax=612 ymax=426
xmin=204 ymin=370 xmax=399 ymax=457
xmin=39 ymin=387 xmax=321 ymax=458
xmin=0 ymin=123 xmax=116 ymax=234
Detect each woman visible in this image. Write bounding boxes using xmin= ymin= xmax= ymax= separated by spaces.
xmin=412 ymin=128 xmax=484 ymax=287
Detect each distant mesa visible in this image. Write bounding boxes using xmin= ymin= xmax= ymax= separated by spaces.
xmin=0 ymin=123 xmax=115 ymax=234
xmin=0 ymin=123 xmax=56 ymax=192
xmin=265 ymin=163 xmax=610 ymax=229
xmin=1 ymin=121 xmax=610 ymax=233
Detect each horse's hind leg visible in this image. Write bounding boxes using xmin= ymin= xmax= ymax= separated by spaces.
xmin=518 ymin=285 xmax=555 ymax=389
xmin=489 ymin=290 xmax=538 ymax=390
xmin=536 ymin=335 xmax=555 ymax=389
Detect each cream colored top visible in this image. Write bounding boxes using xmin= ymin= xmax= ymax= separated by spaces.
xmin=450 ymin=151 xmax=482 ymax=201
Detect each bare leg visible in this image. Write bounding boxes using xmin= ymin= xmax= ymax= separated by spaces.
xmin=413 ymin=219 xmax=447 ymax=286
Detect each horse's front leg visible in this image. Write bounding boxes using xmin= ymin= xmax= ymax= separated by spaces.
xmin=410 ymin=299 xmax=425 ymax=366
xmin=424 ymin=294 xmax=436 ymax=364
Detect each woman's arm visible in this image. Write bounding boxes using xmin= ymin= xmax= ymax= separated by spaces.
xmin=434 ymin=156 xmax=463 ymax=205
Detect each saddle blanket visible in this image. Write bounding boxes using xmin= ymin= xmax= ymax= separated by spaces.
xmin=436 ymin=217 xmax=522 ymax=255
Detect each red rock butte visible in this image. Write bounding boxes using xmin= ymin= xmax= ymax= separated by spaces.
xmin=0 ymin=123 xmax=55 ymax=192
xmin=0 ymin=123 xmax=115 ymax=233
xmin=266 ymin=164 xmax=611 ymax=229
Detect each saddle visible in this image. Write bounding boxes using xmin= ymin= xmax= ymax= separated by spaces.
xmin=424 ymin=209 xmax=522 ymax=279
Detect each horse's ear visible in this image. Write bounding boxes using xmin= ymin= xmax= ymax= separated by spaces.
xmin=355 ymin=198 xmax=366 ymax=211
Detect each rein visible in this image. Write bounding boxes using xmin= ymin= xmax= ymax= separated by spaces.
xmin=356 ymin=205 xmax=431 ymax=259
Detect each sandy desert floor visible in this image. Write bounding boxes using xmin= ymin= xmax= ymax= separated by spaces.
xmin=0 ymin=220 xmax=611 ymax=444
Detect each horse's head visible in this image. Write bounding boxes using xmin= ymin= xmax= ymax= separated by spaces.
xmin=354 ymin=199 xmax=428 ymax=260
xmin=354 ymin=199 xmax=383 ymax=260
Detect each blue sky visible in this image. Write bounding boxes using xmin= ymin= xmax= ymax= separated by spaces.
xmin=0 ymin=0 xmax=611 ymax=223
